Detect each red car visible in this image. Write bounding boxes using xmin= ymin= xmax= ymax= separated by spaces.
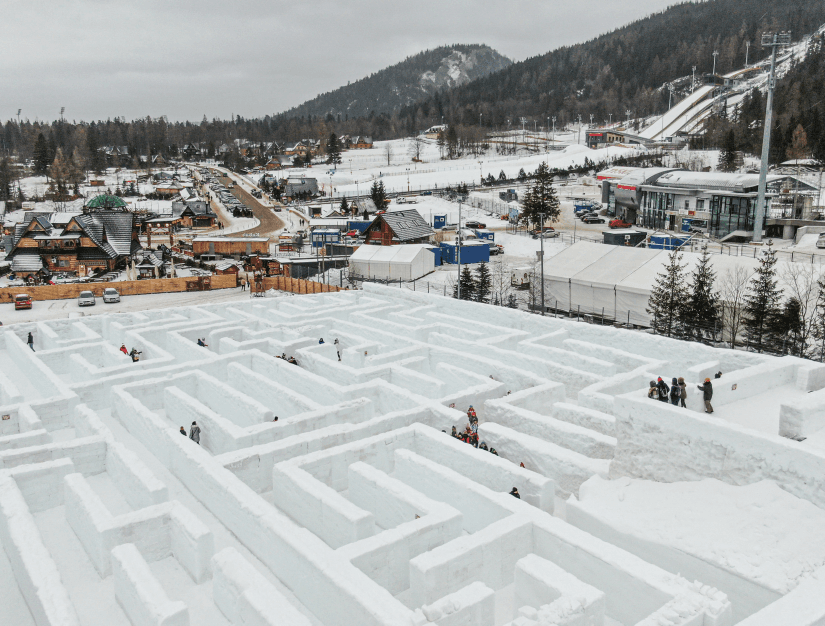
xmin=609 ymin=219 xmax=633 ymax=229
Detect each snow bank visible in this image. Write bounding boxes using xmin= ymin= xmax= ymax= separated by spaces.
xmin=111 ymin=543 xmax=189 ymax=626
xmin=64 ymin=472 xmax=213 ymax=581
xmin=477 ymin=422 xmax=609 ymax=498
xmin=514 ymin=554 xmax=604 ymax=625
xmin=0 ymin=474 xmax=81 ymax=626
xmin=611 ymin=392 xmax=825 ymax=510
xmin=211 ymin=547 xmax=312 ymax=626
xmin=415 ymin=582 xmax=495 ymax=626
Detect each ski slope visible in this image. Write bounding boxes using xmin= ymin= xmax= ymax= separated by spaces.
xmin=639 ymin=85 xmax=714 ymax=140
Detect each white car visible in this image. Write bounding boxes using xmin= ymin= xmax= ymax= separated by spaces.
xmin=103 ymin=288 xmax=121 ymax=303
xmin=78 ymin=291 xmax=96 ymax=307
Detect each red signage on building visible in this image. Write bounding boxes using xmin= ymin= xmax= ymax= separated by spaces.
xmin=617 ymin=184 xmax=637 ymax=191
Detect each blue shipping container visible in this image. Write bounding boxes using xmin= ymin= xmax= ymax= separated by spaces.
xmin=346 ymin=220 xmax=372 ymax=233
xmin=474 ymin=229 xmax=494 ymax=241
xmin=439 ymin=242 xmax=490 ymax=264
xmin=427 ymin=246 xmax=442 ymax=267
xmin=433 ymin=215 xmax=447 ymax=229
xmin=649 ymin=235 xmax=688 ymax=250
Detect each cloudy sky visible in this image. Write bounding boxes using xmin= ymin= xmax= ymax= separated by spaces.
xmin=3 ymin=0 xmax=676 ymax=123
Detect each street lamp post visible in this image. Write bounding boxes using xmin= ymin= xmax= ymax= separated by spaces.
xmin=692 ymin=66 xmax=697 ymax=93
xmin=539 ymin=211 xmax=547 ymax=315
xmin=712 ymin=50 xmax=719 ymax=76
xmin=551 ymin=117 xmax=556 ymax=147
xmin=745 ymin=40 xmax=751 ymax=66
xmin=457 ymin=201 xmax=462 ymax=299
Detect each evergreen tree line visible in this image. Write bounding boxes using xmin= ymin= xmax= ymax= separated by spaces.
xmin=648 ymin=244 xmax=825 ymax=358
xmin=453 ymin=262 xmax=518 ymax=308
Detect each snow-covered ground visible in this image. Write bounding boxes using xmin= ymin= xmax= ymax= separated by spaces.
xmin=1 ymin=285 xmax=824 ymax=626
xmin=6 ymin=32 xmax=825 ymax=624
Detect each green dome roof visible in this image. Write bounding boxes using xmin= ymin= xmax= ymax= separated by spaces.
xmin=86 ymin=194 xmax=127 ymax=209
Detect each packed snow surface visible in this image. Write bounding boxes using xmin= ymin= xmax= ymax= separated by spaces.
xmin=575 ymin=476 xmax=825 ymax=594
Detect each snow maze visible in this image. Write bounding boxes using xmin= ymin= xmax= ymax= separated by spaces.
xmin=2 ymin=283 xmax=825 ymax=626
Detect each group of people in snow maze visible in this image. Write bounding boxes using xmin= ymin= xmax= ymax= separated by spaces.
xmin=448 ymin=406 xmax=501 ymax=456
xmin=648 ymin=372 xmax=718 ymax=413
xmin=446 ymin=406 xmax=523 ymax=500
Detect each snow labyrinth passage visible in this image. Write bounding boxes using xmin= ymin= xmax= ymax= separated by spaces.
xmin=2 ymin=284 xmax=825 ymax=626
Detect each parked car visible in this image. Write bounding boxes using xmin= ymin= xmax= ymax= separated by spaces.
xmin=609 ymin=219 xmax=633 ymax=229
xmin=465 ymin=221 xmax=487 ymax=229
xmin=14 ymin=294 xmax=32 ymax=310
xmin=817 ymin=234 xmax=825 ymax=249
xmin=420 ymin=191 xmax=432 ymax=196
xmin=103 ymin=288 xmax=121 ymax=303
xmin=582 ymin=215 xmax=606 ymax=224
xmin=578 ymin=211 xmax=597 ymax=220
xmin=78 ymin=291 xmax=96 ymax=307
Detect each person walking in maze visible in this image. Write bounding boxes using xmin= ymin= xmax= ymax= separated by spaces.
xmin=27 ymin=332 xmax=34 ymax=351
xmin=669 ymin=378 xmax=680 ymax=406
xmin=179 ymin=426 xmax=187 ymax=436
xmin=334 ymin=338 xmax=341 ymax=361
xmin=697 ymin=378 xmax=714 ymax=414
xmin=509 ymin=487 xmax=520 ymax=499
xmin=677 ymin=377 xmax=687 ymax=408
xmin=189 ymin=421 xmax=201 ymax=444
xmin=656 ymin=377 xmax=669 ymax=403
xmin=647 ymin=380 xmax=660 ymax=400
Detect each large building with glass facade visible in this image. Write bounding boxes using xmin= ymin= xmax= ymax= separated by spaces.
xmin=600 ymin=168 xmax=818 ymax=241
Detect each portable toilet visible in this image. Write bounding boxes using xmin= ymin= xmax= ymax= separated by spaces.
xmin=433 ymin=214 xmax=447 ymax=229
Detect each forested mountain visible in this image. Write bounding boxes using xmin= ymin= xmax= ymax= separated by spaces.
xmin=399 ymin=0 xmax=825 ymax=129
xmin=280 ymin=45 xmax=511 ymax=120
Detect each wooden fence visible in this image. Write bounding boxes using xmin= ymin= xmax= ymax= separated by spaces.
xmin=0 ymin=274 xmax=238 ymax=302
xmin=253 ymin=276 xmax=344 ymax=295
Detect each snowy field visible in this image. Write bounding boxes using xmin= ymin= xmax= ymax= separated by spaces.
xmin=1 ymin=285 xmax=825 ymax=625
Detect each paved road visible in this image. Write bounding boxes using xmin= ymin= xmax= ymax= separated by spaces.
xmin=214 ymin=171 xmax=286 ymax=238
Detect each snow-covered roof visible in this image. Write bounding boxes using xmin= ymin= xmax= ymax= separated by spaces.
xmin=350 ymin=243 xmax=434 ymax=264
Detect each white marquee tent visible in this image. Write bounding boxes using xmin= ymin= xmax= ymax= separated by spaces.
xmin=349 ymin=244 xmax=436 ymax=281
xmin=543 ymin=241 xmax=814 ymax=325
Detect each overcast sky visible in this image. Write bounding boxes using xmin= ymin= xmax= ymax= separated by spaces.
xmin=3 ymin=0 xmax=676 ymax=123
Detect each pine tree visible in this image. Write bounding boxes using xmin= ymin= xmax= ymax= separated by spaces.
xmin=717 ymin=129 xmax=737 ymax=172
xmin=453 ymin=265 xmax=476 ymax=300
xmin=506 ymin=293 xmax=519 ymax=309
xmin=647 ymin=247 xmax=688 ymax=337
xmin=33 ymin=133 xmax=50 ymax=175
xmin=743 ymin=243 xmax=781 ymax=353
xmin=517 ymin=168 xmax=527 ymax=180
xmin=326 ymin=133 xmax=342 ymax=164
xmin=683 ymin=245 xmax=720 ymax=341
xmin=475 ymin=262 xmax=491 ymax=303
xmin=498 ymin=170 xmax=507 ymax=181
xmin=339 ymin=196 xmax=349 ymax=214
xmin=520 ymin=162 xmax=560 ymax=228
xmin=774 ymin=297 xmax=804 ymax=355
xmin=369 ymin=180 xmax=386 ymax=209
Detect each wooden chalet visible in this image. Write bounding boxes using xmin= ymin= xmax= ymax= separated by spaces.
xmin=6 ymin=204 xmax=140 ymax=278
xmin=363 ymin=209 xmax=434 ymax=246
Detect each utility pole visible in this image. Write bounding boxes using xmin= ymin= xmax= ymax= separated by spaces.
xmin=457 ymin=201 xmax=462 ymax=299
xmin=668 ymin=83 xmax=675 ymax=110
xmin=712 ymin=50 xmax=719 ymax=76
xmin=608 ymin=113 xmax=613 ymax=125
xmin=539 ymin=211 xmax=546 ymax=315
xmin=551 ymin=117 xmax=556 ymax=146
xmin=692 ymin=66 xmax=696 ymax=93
xmin=753 ymin=32 xmax=791 ymax=243
xmin=577 ymin=115 xmax=582 ymax=145
xmin=745 ymin=41 xmax=751 ymax=66
xmin=625 ymin=109 xmax=631 ymax=125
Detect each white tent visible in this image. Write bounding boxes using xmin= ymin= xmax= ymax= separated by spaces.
xmin=543 ymin=241 xmax=817 ymax=326
xmin=349 ymin=244 xmax=436 ymax=281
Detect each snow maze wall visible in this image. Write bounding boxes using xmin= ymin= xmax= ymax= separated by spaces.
xmin=1 ymin=283 xmax=825 ymax=625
